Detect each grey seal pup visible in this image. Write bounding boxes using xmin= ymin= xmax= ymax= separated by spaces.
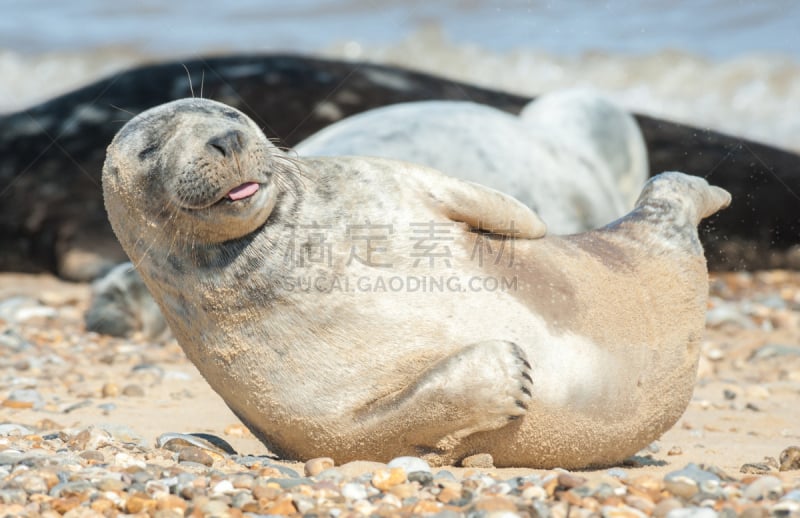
xmin=85 ymin=262 xmax=168 ymax=339
xmin=102 ymin=98 xmax=730 ymax=468
xmin=296 ymin=90 xmax=648 ymax=234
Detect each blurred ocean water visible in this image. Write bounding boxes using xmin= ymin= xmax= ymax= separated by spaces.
xmin=1 ymin=0 xmax=798 ymax=150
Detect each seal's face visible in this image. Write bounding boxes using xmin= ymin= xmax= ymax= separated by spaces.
xmin=103 ymin=98 xmax=280 ymax=246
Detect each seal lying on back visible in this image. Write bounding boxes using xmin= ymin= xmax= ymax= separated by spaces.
xmin=102 ymin=98 xmax=730 ymax=468
xmin=297 ymin=90 xmax=648 ymax=234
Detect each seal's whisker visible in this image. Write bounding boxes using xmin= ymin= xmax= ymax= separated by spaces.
xmin=273 ymin=153 xmax=313 ymax=187
xmin=135 ymin=196 xmax=184 ymax=270
xmin=183 ymin=64 xmax=195 ymax=98
xmin=109 ymin=104 xmax=137 ymax=117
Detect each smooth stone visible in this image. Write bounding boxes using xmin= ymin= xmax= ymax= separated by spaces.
xmin=771 ymin=501 xmax=800 ymax=516
xmin=750 ymin=343 xmax=800 ymax=360
xmin=334 ymin=460 xmax=387 ymax=479
xmin=229 ymin=474 xmax=254 ymax=490
xmin=13 ymin=473 xmax=48 ymax=494
xmin=101 ymin=382 xmax=119 ymax=397
xmin=121 ymin=384 xmax=145 ymax=397
xmin=408 ymin=470 xmax=434 ymax=486
xmin=97 ymin=403 xmax=117 ymax=413
xmin=231 ymin=491 xmax=255 ymax=509
xmin=739 ymin=505 xmax=768 ymax=518
xmin=460 ymin=453 xmax=494 ymax=468
xmin=177 ymin=447 xmax=214 ymax=467
xmin=0 ymin=328 xmax=31 ymax=351
xmin=665 ymin=508 xmax=719 ymax=518
xmin=758 ymin=294 xmax=788 ymax=309
xmin=200 ymin=499 xmax=230 ymax=516
xmin=304 ymin=456 xmax=334 ymax=477
xmin=49 ymin=480 xmax=94 ymax=497
xmin=743 ymin=475 xmax=783 ymax=500
xmin=0 ymin=489 xmax=27 ymax=505
xmin=314 ymin=468 xmax=345 ymax=483
xmin=602 ymin=505 xmax=647 ymax=518
xmin=79 ymin=450 xmax=105 ymax=463
xmin=265 ymin=477 xmax=313 ymax=489
xmin=68 ymin=427 xmax=113 ymax=450
xmin=293 ymin=494 xmax=315 ymax=514
xmin=269 ymin=464 xmax=300 ymax=478
xmin=342 ymin=482 xmax=369 ymax=500
xmin=372 ymin=467 xmax=407 ymax=490
xmin=707 ymin=303 xmax=757 ymax=329
xmin=434 ymin=470 xmax=457 ymax=481
xmin=783 ymin=489 xmax=800 ymax=502
xmin=388 ymin=456 xmax=432 ymax=474
xmin=96 ymin=476 xmax=126 ymax=493
xmin=606 ymin=468 xmax=628 ymax=479
xmin=664 ymin=464 xmax=720 ymax=499
xmin=558 ymin=473 xmax=587 ymax=489
xmin=232 ymin=455 xmax=275 ymax=468
xmin=521 ymin=485 xmax=548 ymax=501
xmin=6 ymin=389 xmax=44 ymax=409
xmin=156 ymin=432 xmax=235 ymax=456
xmin=740 ymin=463 xmax=774 ymax=475
xmin=211 ymin=480 xmax=234 ymax=495
xmin=0 ymin=424 xmax=33 ymax=436
xmin=532 ymin=500 xmax=551 ymax=518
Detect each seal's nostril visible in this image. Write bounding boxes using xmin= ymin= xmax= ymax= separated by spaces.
xmin=207 ymin=129 xmax=245 ymax=157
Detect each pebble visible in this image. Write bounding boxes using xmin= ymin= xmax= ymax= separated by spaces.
xmin=304 ymin=456 xmax=334 ymax=476
xmin=177 ymin=446 xmax=215 ymax=467
xmin=741 ymin=463 xmax=774 ymax=475
xmin=751 ymin=343 xmax=800 ymax=360
xmin=388 ymin=455 xmax=432 ymax=473
xmin=664 ymin=464 xmax=720 ymax=499
xmin=0 ymin=272 xmax=798 ymax=517
xmin=3 ymin=389 xmax=44 ymax=409
xmin=557 ymin=473 xmax=587 ymax=489
xmin=101 ymin=382 xmax=119 ymax=397
xmin=0 ymin=424 xmax=33 ymax=436
xmin=665 ymin=507 xmax=719 ymax=518
xmin=743 ymin=476 xmax=783 ymax=500
xmin=121 ymin=384 xmax=145 ymax=397
xmin=371 ymin=467 xmax=406 ymax=490
xmin=461 ymin=453 xmax=495 ymax=468
xmin=342 ymin=481 xmax=368 ymax=500
xmin=156 ymin=432 xmax=235 ymax=456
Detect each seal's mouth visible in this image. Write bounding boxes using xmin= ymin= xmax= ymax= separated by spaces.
xmin=226 ymin=182 xmax=260 ymax=201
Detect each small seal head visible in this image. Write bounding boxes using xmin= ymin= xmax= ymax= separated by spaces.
xmin=103 ymin=98 xmax=279 ymax=247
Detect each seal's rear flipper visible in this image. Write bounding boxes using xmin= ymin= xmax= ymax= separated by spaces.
xmin=635 ymin=172 xmax=732 ymax=226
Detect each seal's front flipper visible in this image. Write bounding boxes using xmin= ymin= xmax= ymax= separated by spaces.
xmin=421 ymin=172 xmax=547 ymax=239
xmin=356 ymin=340 xmax=533 ymax=459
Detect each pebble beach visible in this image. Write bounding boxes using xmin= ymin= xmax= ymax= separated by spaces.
xmin=1 ymin=270 xmax=799 ymax=517
xmin=2 ymin=2 xmax=800 ymax=516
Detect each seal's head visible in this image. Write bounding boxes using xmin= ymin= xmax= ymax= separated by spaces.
xmin=103 ymin=98 xmax=280 ymax=248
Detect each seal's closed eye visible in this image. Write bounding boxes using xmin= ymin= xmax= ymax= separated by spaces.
xmin=138 ymin=143 xmax=160 ymax=161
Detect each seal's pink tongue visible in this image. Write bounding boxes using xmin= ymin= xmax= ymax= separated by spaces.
xmin=227 ymin=182 xmax=259 ymax=201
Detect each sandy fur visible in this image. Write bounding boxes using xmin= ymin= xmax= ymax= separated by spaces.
xmin=102 ymin=98 xmax=730 ymax=468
